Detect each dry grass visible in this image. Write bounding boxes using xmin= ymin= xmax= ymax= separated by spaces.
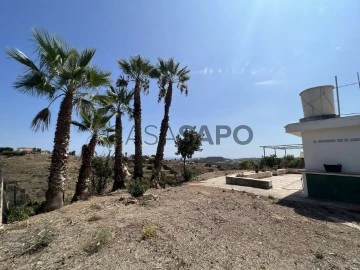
xmin=0 ymin=185 xmax=359 ymax=270
xmin=0 ymin=155 xmax=80 ymax=202
xmin=87 ymin=214 xmax=102 ymax=222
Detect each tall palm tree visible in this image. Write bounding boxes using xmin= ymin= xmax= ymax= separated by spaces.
xmin=151 ymin=58 xmax=190 ymax=185
xmin=118 ymin=56 xmax=153 ymax=179
xmin=96 ymin=80 xmax=134 ymax=191
xmin=6 ymin=29 xmax=110 ymax=211
xmin=71 ymin=107 xmax=113 ymax=202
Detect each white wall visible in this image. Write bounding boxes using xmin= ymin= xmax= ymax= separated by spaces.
xmin=301 ymin=126 xmax=360 ymax=173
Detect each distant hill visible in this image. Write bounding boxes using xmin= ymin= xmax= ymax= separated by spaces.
xmin=193 ymin=156 xmax=228 ymax=164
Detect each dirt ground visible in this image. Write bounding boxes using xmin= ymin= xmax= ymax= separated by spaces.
xmin=0 ymin=155 xmax=81 ymax=202
xmin=0 ymin=185 xmax=359 ymax=270
xmin=0 ymin=155 xmax=235 ymax=203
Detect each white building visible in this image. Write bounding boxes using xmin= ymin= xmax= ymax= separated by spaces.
xmin=285 ymin=85 xmax=360 ymax=204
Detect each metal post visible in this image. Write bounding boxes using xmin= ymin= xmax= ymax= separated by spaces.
xmin=285 ymin=149 xmax=287 ymax=157
xmin=263 ymin=147 xmax=265 ymax=158
xmin=357 ymin=72 xmax=360 ymax=89
xmin=0 ymin=169 xmax=3 ymax=228
xmin=335 ymin=76 xmax=341 ymax=116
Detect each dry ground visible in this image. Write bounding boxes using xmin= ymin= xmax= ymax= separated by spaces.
xmin=0 ymin=155 xmax=234 ymax=203
xmin=0 ymin=155 xmax=81 ymax=202
xmin=0 ymin=185 xmax=359 ymax=270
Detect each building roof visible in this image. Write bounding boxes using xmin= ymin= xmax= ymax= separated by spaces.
xmin=285 ymin=115 xmax=360 ymax=137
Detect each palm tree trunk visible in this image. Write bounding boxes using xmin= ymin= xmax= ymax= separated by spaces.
xmin=44 ymin=91 xmax=73 ymax=212
xmin=133 ymin=82 xmax=143 ymax=179
xmin=72 ymin=134 xmax=97 ymax=202
xmin=152 ymin=82 xmax=173 ymax=184
xmin=112 ymin=114 xmax=125 ymax=190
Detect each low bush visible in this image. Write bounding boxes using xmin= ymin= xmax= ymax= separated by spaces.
xmin=141 ymin=224 xmax=157 ymax=239
xmin=5 ymin=202 xmax=42 ymax=223
xmin=160 ymin=175 xmax=182 ymax=187
xmin=35 ymin=225 xmax=54 ymax=249
xmin=85 ymin=229 xmax=112 ymax=254
xmin=182 ymin=170 xmax=193 ymax=181
xmin=127 ymin=178 xmax=150 ymax=197
xmin=0 ymin=147 xmax=13 ymax=153
xmin=238 ymin=160 xmax=254 ymax=170
xmin=1 ymin=150 xmax=26 ymax=157
xmin=90 ymin=156 xmax=113 ymax=195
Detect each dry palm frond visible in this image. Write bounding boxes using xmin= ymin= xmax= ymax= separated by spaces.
xmin=31 ymin=108 xmax=51 ymax=132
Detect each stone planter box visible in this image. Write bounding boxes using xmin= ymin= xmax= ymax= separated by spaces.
xmin=244 ymin=171 xmax=272 ymax=179
xmin=226 ymin=176 xmax=272 ymax=189
xmin=285 ymin=168 xmax=302 ymax=174
xmin=273 ymin=169 xmax=287 ymax=176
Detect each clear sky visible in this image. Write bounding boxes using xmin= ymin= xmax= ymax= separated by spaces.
xmin=1 ymin=0 xmax=360 ymax=158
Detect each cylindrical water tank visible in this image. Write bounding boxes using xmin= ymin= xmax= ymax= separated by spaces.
xmin=300 ymin=85 xmax=335 ymax=119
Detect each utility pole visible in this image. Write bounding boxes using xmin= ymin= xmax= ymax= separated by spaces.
xmin=335 ymin=76 xmax=340 ymax=116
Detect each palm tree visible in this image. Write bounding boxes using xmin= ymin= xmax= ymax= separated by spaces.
xmin=151 ymin=59 xmax=190 ymax=185
xmin=118 ymin=56 xmax=153 ymax=179
xmin=96 ymin=80 xmax=134 ymax=191
xmin=71 ymin=107 xmax=113 ymax=202
xmin=6 ymin=29 xmax=110 ymax=211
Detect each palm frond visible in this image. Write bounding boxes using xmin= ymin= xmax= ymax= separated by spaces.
xmin=31 ymin=108 xmax=51 ymax=132
xmin=14 ymin=70 xmax=56 ymax=98
xmin=79 ymin=48 xmax=96 ymax=67
xmin=93 ymin=94 xmax=110 ymax=105
xmin=71 ymin=120 xmax=89 ymax=132
xmin=118 ymin=59 xmax=132 ymax=76
xmin=97 ymin=135 xmax=114 ymax=148
xmin=86 ymin=67 xmax=111 ymax=87
xmin=6 ymin=48 xmax=40 ymax=72
xmin=73 ymin=95 xmax=95 ymax=116
xmin=116 ymin=76 xmax=128 ymax=87
xmin=149 ymin=67 xmax=160 ymax=79
xmin=31 ymin=28 xmax=67 ymax=68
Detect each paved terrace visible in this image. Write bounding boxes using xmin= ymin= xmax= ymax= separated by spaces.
xmin=190 ymin=173 xmax=360 ymax=212
xmin=191 ymin=173 xmax=304 ymax=199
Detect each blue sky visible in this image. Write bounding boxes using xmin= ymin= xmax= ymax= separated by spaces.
xmin=1 ymin=0 xmax=360 ymax=158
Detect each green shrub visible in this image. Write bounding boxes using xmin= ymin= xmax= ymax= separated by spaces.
xmin=90 ymin=156 xmax=113 ymax=195
xmin=289 ymin=157 xmax=302 ymax=168
xmin=1 ymin=150 xmax=26 ymax=157
xmin=0 ymin=147 xmax=13 ymax=153
xmin=5 ymin=202 xmax=42 ymax=223
xmin=260 ymin=155 xmax=282 ymax=169
xmin=127 ymin=178 xmax=150 ymax=197
xmin=35 ymin=225 xmax=54 ymax=248
xmin=85 ymin=229 xmax=112 ymax=254
xmin=182 ymin=170 xmax=193 ymax=181
xmin=160 ymin=175 xmax=182 ymax=187
xmin=141 ymin=224 xmax=157 ymax=239
xmin=238 ymin=160 xmax=254 ymax=170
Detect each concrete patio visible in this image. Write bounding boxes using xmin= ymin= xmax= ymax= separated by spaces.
xmin=190 ymin=173 xmax=360 ymax=212
xmin=191 ymin=173 xmax=304 ymax=200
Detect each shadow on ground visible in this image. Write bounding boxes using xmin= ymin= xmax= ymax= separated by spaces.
xmin=277 ymin=191 xmax=360 ymax=224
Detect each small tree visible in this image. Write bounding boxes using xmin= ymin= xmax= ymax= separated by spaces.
xmin=175 ymin=128 xmax=202 ymax=173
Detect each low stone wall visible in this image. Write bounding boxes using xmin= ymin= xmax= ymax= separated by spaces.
xmin=285 ymin=168 xmax=302 ymax=174
xmin=244 ymin=171 xmax=272 ymax=179
xmin=272 ymin=169 xmax=286 ymax=176
xmin=226 ymin=176 xmax=272 ymax=189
